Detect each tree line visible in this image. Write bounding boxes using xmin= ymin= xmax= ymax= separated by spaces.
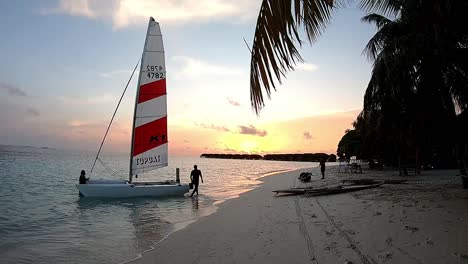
xmin=336 ymin=0 xmax=468 ymax=171
xmin=200 ymin=153 xmax=337 ymax=162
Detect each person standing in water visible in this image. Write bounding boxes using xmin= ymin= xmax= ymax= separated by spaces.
xmin=190 ymin=165 xmax=203 ymax=197
xmin=319 ymin=159 xmax=326 ymax=179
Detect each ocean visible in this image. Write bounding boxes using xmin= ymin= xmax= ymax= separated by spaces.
xmin=0 ymin=145 xmax=316 ymax=264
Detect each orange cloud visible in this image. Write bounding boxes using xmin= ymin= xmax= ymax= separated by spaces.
xmin=263 ymin=110 xmax=359 ymax=154
xmin=168 ymin=109 xmax=359 ymax=156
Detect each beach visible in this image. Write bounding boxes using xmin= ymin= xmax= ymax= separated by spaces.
xmin=131 ymin=167 xmax=468 ymax=264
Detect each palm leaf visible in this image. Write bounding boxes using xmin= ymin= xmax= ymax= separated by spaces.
xmin=249 ymin=0 xmax=334 ymax=114
xmin=359 ymin=0 xmax=402 ymax=16
xmin=361 ymin=13 xmax=393 ymax=29
xmin=362 ymin=14 xmax=398 ymax=60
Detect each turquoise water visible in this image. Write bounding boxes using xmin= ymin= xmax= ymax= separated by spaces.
xmin=0 ymin=145 xmax=315 ymax=264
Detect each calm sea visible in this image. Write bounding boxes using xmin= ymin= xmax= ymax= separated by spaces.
xmin=0 ymin=145 xmax=315 ymax=264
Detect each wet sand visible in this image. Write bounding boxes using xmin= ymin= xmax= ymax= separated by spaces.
xmin=130 ymin=167 xmax=468 ymax=264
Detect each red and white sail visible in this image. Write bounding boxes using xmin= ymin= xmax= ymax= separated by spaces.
xmin=130 ymin=17 xmax=168 ymax=176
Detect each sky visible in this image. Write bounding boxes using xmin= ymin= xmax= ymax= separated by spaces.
xmin=0 ymin=0 xmax=376 ymax=157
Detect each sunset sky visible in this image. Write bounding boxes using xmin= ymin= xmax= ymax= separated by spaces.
xmin=0 ymin=0 xmax=375 ymax=156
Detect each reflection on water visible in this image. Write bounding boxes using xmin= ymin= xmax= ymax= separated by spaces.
xmin=191 ymin=196 xmax=199 ymax=210
xmin=0 ymin=145 xmax=315 ymax=264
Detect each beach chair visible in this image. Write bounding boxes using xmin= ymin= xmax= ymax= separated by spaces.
xmin=338 ymin=159 xmax=350 ymax=173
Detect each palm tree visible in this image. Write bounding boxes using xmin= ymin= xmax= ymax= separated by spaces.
xmin=249 ymin=0 xmax=468 ymax=115
xmin=359 ymin=0 xmax=468 ymax=168
xmin=360 ymin=3 xmax=419 ymax=167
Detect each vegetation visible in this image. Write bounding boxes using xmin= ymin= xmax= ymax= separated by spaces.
xmin=250 ymin=0 xmax=468 ymax=172
xmin=200 ymin=154 xmax=263 ymax=160
xmin=263 ymin=153 xmax=336 ymax=162
xmin=353 ymin=0 xmax=468 ymax=169
xmin=200 ymin=153 xmax=337 ymax=162
xmin=336 ymin=129 xmax=362 ymax=159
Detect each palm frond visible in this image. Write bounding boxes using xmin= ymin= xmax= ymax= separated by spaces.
xmin=250 ymin=0 xmax=334 ymax=114
xmin=361 ymin=13 xmax=392 ymax=29
xmin=301 ymin=0 xmax=333 ymax=42
xmin=359 ymin=0 xmax=402 ymax=16
xmin=362 ymin=15 xmax=397 ymax=60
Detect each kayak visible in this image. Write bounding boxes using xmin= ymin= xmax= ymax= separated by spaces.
xmin=273 ymin=183 xmax=383 ymax=196
xmin=304 ymin=183 xmax=383 ymax=196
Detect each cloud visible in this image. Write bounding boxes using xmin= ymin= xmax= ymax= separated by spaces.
xmin=26 ymin=108 xmax=40 ymax=117
xmin=41 ymin=0 xmax=95 ymax=17
xmin=303 ymin=131 xmax=313 ymax=140
xmin=42 ymin=0 xmax=259 ymax=29
xmin=196 ymin=123 xmax=230 ymax=132
xmin=238 ymin=125 xmax=267 ymax=137
xmin=172 ymin=56 xmax=243 ymax=80
xmin=98 ymin=70 xmax=132 ymax=78
xmin=0 ymin=82 xmax=28 ymax=97
xmin=226 ymin=97 xmax=240 ymax=107
xmin=296 ymin=63 xmax=319 ymax=72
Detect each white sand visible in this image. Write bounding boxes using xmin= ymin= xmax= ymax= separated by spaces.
xmin=130 ymin=167 xmax=468 ymax=264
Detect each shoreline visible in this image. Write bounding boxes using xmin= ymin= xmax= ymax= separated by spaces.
xmin=127 ymin=167 xmax=320 ymax=264
xmin=123 ymin=167 xmax=307 ymax=264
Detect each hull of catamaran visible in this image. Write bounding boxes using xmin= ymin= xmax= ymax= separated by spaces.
xmin=76 ymin=182 xmax=190 ymax=198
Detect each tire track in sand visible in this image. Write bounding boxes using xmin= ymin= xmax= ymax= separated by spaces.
xmin=294 ymin=196 xmax=319 ymax=263
xmin=316 ymin=199 xmax=378 ymax=264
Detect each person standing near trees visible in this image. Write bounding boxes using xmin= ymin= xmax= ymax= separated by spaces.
xmin=319 ymin=159 xmax=326 ymax=179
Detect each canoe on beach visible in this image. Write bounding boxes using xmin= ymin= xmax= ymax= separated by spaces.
xmin=342 ymin=179 xmax=407 ymax=185
xmin=304 ymin=183 xmax=383 ymax=197
xmin=273 ymin=183 xmax=383 ymax=196
xmin=272 ymin=188 xmax=313 ymax=196
xmin=272 ymin=178 xmax=407 ymax=196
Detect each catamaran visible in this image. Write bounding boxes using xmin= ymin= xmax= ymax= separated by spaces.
xmin=76 ymin=17 xmax=190 ymax=198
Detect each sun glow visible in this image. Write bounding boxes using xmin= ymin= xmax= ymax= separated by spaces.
xmin=240 ymin=140 xmax=258 ymax=154
xmin=218 ymin=133 xmax=286 ymax=154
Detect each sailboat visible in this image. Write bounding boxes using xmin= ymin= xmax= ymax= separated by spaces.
xmin=76 ymin=17 xmax=190 ymax=198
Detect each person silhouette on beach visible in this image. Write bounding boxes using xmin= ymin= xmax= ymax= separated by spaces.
xmin=190 ymin=165 xmax=203 ymax=197
xmin=79 ymin=170 xmax=89 ymax=184
xmin=319 ymin=159 xmax=326 ymax=179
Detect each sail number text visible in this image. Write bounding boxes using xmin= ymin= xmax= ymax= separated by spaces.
xmin=146 ymin=65 xmax=164 ymax=79
xmin=136 ymin=155 xmax=161 ymax=165
xmin=147 ymin=72 xmax=164 ymax=79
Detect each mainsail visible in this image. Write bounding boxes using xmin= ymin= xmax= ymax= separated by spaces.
xmin=130 ymin=17 xmax=168 ymax=177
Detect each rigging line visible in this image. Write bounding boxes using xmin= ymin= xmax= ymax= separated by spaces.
xmin=97 ymin=158 xmax=121 ymax=177
xmin=90 ymin=58 xmax=141 ymax=174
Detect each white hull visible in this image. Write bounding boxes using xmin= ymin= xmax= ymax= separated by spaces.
xmin=76 ymin=182 xmax=190 ymax=198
